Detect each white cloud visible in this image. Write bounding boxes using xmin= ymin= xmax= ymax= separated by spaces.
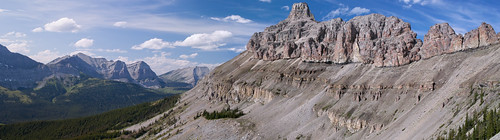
xmin=74 ymin=38 xmax=94 ymax=48
xmin=228 ymin=47 xmax=245 ymax=53
xmin=34 ymin=17 xmax=82 ymax=33
xmin=2 ymin=32 xmax=26 ymax=38
xmin=30 ymin=50 xmax=62 ymax=64
xmin=132 ymin=38 xmax=175 ymax=50
xmin=0 ymin=32 xmax=30 ymax=54
xmin=350 ymin=7 xmax=370 ymax=15
xmin=210 ymin=15 xmax=252 ymax=23
xmin=113 ymin=21 xmax=127 ymax=27
xmin=174 ymin=30 xmax=233 ymax=50
xmin=0 ymin=9 xmax=8 ymax=13
xmin=322 ymin=4 xmax=371 ymax=20
xmin=6 ymin=42 xmax=30 ymax=53
xmin=400 ymin=0 xmax=442 ymax=8
xmin=99 ymin=48 xmax=127 ymax=53
xmin=179 ymin=53 xmax=198 ymax=59
xmin=141 ymin=52 xmax=196 ymax=74
xmin=32 ymin=27 xmax=44 ymax=32
xmin=281 ymin=6 xmax=290 ymax=11
xmin=259 ymin=0 xmax=271 ymax=3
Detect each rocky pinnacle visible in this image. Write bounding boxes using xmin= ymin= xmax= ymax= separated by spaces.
xmin=286 ymin=3 xmax=315 ymax=21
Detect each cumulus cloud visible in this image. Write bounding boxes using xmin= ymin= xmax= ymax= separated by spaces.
xmin=141 ymin=52 xmax=196 ymax=74
xmin=179 ymin=53 xmax=198 ymax=59
xmin=5 ymin=42 xmax=30 ymax=53
xmin=350 ymin=7 xmax=370 ymax=15
xmin=174 ymin=30 xmax=233 ymax=50
xmin=259 ymin=0 xmax=271 ymax=3
xmin=74 ymin=38 xmax=94 ymax=48
xmin=113 ymin=21 xmax=127 ymax=27
xmin=33 ymin=17 xmax=82 ymax=33
xmin=132 ymin=38 xmax=175 ymax=50
xmin=32 ymin=27 xmax=43 ymax=32
xmin=210 ymin=15 xmax=252 ymax=23
xmin=0 ymin=32 xmax=30 ymax=54
xmin=132 ymin=30 xmax=233 ymax=51
xmin=281 ymin=6 xmax=290 ymax=11
xmin=30 ymin=50 xmax=62 ymax=63
xmin=323 ymin=4 xmax=371 ymax=20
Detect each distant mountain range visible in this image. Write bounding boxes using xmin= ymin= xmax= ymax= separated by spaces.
xmin=160 ymin=66 xmax=210 ymax=88
xmin=0 ymin=44 xmax=211 ymax=90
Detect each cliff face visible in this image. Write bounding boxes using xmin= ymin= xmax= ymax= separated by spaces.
xmin=246 ymin=3 xmax=499 ymax=67
xmin=420 ymin=23 xmax=498 ymax=58
xmin=247 ymin=3 xmax=422 ymax=67
xmin=127 ymin=61 xmax=165 ymax=88
xmin=134 ymin=3 xmax=500 ymax=140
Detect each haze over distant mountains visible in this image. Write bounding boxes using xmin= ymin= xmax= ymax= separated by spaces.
xmin=0 ymin=44 xmax=210 ymax=89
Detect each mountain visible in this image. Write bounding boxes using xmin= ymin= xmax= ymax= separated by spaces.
xmin=48 ymin=53 xmax=163 ymax=88
xmin=127 ymin=61 xmax=165 ymax=89
xmin=0 ymin=44 xmax=51 ymax=89
xmin=126 ymin=3 xmax=500 ymax=139
xmin=159 ymin=66 xmax=210 ymax=88
xmin=0 ymin=75 xmax=179 ymax=124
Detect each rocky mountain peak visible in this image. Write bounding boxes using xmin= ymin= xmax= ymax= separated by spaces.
xmin=286 ymin=2 xmax=315 ymax=21
xmin=0 ymin=44 xmax=9 ymax=53
xmin=247 ymin=2 xmax=499 ymax=67
xmin=420 ymin=22 xmax=499 ymax=59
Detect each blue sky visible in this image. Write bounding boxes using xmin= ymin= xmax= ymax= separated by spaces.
xmin=0 ymin=0 xmax=499 ymax=74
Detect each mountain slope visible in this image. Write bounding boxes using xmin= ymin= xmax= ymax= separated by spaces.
xmin=128 ymin=61 xmax=165 ymax=88
xmin=48 ymin=53 xmax=162 ymax=88
xmin=159 ymin=66 xmax=210 ymax=87
xmin=0 ymin=76 xmax=177 ymax=124
xmin=132 ymin=3 xmax=500 ymax=140
xmin=0 ymin=44 xmax=51 ymax=89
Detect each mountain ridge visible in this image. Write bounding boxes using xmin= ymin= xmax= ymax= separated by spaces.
xmin=132 ymin=3 xmax=500 ymax=140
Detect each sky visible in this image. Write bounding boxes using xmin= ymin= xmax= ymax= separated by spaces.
xmin=0 ymin=0 xmax=499 ymax=74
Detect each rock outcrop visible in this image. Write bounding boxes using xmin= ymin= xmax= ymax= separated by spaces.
xmin=247 ymin=3 xmax=422 ymax=67
xmin=420 ymin=22 xmax=498 ymax=58
xmin=247 ymin=3 xmax=499 ymax=67
xmin=127 ymin=61 xmax=165 ymax=88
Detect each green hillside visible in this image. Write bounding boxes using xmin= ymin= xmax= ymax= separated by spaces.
xmin=0 ymin=76 xmax=188 ymax=124
xmin=0 ymin=94 xmax=179 ymax=140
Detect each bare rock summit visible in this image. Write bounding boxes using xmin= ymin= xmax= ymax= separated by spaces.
xmin=248 ymin=3 xmax=500 ymax=67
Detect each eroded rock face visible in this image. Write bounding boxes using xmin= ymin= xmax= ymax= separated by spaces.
xmin=247 ymin=3 xmax=422 ymax=67
xmin=420 ymin=22 xmax=498 ymax=58
xmin=420 ymin=23 xmax=464 ymax=59
xmin=247 ymin=3 xmax=499 ymax=67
